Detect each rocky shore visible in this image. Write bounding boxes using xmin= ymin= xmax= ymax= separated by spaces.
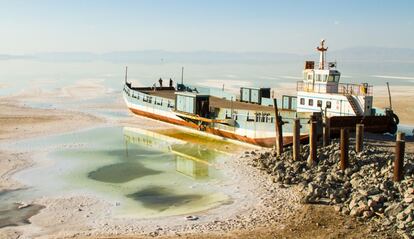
xmin=247 ymin=140 xmax=414 ymax=239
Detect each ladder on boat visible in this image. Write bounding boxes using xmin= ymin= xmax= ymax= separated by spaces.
xmin=345 ymin=94 xmax=362 ymax=116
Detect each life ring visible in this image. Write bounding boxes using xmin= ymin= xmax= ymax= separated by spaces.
xmin=387 ymin=112 xmax=399 ymax=134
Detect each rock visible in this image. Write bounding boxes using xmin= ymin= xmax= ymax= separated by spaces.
xmin=367 ymin=199 xmax=377 ymax=208
xmin=185 ymin=215 xmax=199 ymax=221
xmin=384 ymin=203 xmax=403 ymax=217
xmin=17 ymin=203 xmax=31 ymax=209
xmin=358 ymin=189 xmax=368 ymax=197
xmin=367 ymin=188 xmax=380 ymax=196
xmin=405 ymin=214 xmax=413 ymax=223
xmin=363 ymin=210 xmax=374 ymax=219
xmin=397 ymin=222 xmax=405 ymax=230
xmin=334 ymin=205 xmax=341 ymax=212
xmin=350 ymin=207 xmax=363 ymax=217
xmin=404 ymin=197 xmax=413 ymax=203
xmin=349 ymin=198 xmax=358 ymax=210
xmin=371 ymin=195 xmax=385 ymax=203
xmin=397 ymin=212 xmax=406 ymax=220
xmin=350 ymin=178 xmax=359 ymax=188
xmin=403 ymin=207 xmax=412 ymax=215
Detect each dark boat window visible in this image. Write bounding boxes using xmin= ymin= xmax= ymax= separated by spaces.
xmin=247 ymin=112 xmax=254 ymax=122
xmin=317 ymin=100 xmax=322 ymax=107
xmin=326 ymin=101 xmax=332 ymax=108
xmin=300 ymin=98 xmax=305 ymax=105
xmin=232 ymin=111 xmax=238 ymax=120
xmin=308 ymin=99 xmax=313 ymax=106
xmin=255 ymin=113 xmax=261 ymax=122
xmin=225 ymin=110 xmax=232 ymax=119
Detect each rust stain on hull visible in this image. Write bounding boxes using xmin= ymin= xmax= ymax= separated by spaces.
xmin=128 ymin=107 xmax=294 ymax=147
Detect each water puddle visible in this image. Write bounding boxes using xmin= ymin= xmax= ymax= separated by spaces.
xmin=0 ymin=190 xmax=45 ymax=229
xmin=7 ymin=126 xmax=244 ymax=219
xmin=88 ymin=161 xmax=162 ymax=183
xmin=126 ymin=186 xmax=202 ymax=212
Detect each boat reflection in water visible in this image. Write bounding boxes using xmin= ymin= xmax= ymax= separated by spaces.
xmin=123 ymin=127 xmax=224 ymax=179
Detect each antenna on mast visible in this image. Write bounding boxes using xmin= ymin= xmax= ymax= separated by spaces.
xmin=181 ymin=66 xmax=184 ymax=85
xmin=316 ymin=39 xmax=328 ymax=70
xmin=125 ymin=66 xmax=128 ymax=84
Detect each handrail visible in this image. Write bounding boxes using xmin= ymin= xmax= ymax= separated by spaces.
xmin=296 ymin=81 xmax=372 ymax=96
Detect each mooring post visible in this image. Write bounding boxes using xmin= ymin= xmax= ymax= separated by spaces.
xmin=309 ymin=120 xmax=317 ymax=165
xmin=273 ymin=98 xmax=283 ymax=155
xmin=355 ymin=124 xmax=364 ymax=153
xmin=394 ymin=140 xmax=405 ymax=182
xmin=340 ymin=128 xmax=349 ymax=170
xmin=293 ymin=118 xmax=301 ymax=161
xmin=396 ymin=131 xmax=405 ymax=141
xmin=323 ymin=116 xmax=331 ymax=146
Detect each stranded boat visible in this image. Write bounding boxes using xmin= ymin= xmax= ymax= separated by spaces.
xmin=123 ymin=40 xmax=399 ymax=147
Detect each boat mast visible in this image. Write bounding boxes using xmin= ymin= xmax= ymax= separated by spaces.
xmin=317 ymin=39 xmax=328 ymax=70
xmin=181 ymin=66 xmax=184 ymax=85
xmin=386 ymin=82 xmax=393 ymax=110
xmin=125 ymin=66 xmax=128 ymax=84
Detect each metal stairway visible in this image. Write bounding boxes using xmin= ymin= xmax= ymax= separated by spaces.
xmin=345 ymin=94 xmax=362 ymax=116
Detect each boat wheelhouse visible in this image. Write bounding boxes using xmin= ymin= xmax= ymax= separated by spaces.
xmin=296 ymin=39 xmax=373 ymax=117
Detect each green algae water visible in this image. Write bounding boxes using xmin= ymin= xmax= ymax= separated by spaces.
xmin=9 ymin=126 xmax=241 ymax=218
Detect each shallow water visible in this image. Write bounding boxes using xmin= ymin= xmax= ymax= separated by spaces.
xmin=7 ymin=126 xmax=239 ymax=218
xmin=0 ymin=190 xmax=45 ymax=229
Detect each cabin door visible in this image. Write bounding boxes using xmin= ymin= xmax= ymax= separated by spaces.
xmin=196 ymin=97 xmax=210 ymax=118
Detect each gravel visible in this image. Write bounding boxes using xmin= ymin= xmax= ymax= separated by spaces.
xmin=247 ymin=140 xmax=414 ymax=239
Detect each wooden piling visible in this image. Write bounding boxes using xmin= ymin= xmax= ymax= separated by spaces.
xmin=396 ymin=131 xmax=405 ymax=141
xmin=273 ymin=99 xmax=283 ymax=155
xmin=340 ymin=128 xmax=349 ymax=170
xmin=355 ymin=124 xmax=364 ymax=153
xmin=309 ymin=120 xmax=317 ymax=165
xmin=323 ymin=116 xmax=331 ymax=146
xmin=393 ymin=140 xmax=405 ymax=182
xmin=293 ymin=118 xmax=301 ymax=161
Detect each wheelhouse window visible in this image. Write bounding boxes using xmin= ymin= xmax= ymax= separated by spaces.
xmin=317 ymin=100 xmax=322 ymax=107
xmin=300 ymin=98 xmax=305 ymax=105
xmin=308 ymin=99 xmax=313 ymax=106
xmin=326 ymin=101 xmax=332 ymax=108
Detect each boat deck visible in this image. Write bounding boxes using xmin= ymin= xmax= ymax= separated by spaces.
xmin=142 ymin=89 xmax=176 ymax=100
xmin=142 ymin=89 xmax=275 ymax=112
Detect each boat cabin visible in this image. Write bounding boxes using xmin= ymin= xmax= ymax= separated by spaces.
xmin=296 ymin=39 xmax=373 ymax=117
xmin=175 ymin=91 xmax=210 ymax=118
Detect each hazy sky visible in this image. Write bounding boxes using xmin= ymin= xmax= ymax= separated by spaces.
xmin=1 ymin=0 xmax=413 ymax=54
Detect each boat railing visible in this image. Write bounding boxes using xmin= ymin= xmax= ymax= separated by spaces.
xmin=124 ymin=85 xmax=175 ymax=108
xmin=296 ymin=81 xmax=373 ymax=96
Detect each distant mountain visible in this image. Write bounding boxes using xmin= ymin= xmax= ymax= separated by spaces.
xmin=22 ymin=50 xmax=302 ymax=64
xmin=328 ymin=47 xmax=414 ymax=62
xmin=1 ymin=47 xmax=414 ymax=63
